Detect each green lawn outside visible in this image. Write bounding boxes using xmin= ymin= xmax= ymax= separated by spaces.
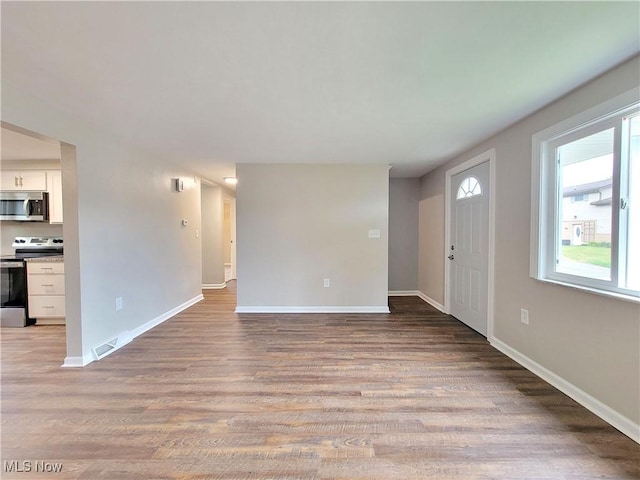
xmin=562 ymin=244 xmax=611 ymax=268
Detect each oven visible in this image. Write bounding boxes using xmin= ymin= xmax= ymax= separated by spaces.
xmin=0 ymin=258 xmax=32 ymax=327
xmin=0 ymin=236 xmax=63 ymax=327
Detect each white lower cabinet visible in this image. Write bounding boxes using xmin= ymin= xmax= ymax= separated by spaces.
xmin=27 ymin=261 xmax=65 ymax=324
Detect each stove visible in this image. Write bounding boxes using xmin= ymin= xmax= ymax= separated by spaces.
xmin=1 ymin=236 xmax=63 ymax=327
xmin=12 ymin=236 xmax=64 ymax=251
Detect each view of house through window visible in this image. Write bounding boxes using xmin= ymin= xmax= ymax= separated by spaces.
xmin=533 ymin=93 xmax=639 ymax=299
xmin=537 ymin=105 xmax=640 ymax=298
xmin=557 ymin=128 xmax=614 ymax=281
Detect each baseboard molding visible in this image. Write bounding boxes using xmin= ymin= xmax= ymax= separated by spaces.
xmin=416 ymin=291 xmax=446 ymax=313
xmin=235 ymin=306 xmax=390 ymax=314
xmin=388 ymin=290 xmax=447 ymax=313
xmin=64 ymin=294 xmax=204 ymax=368
xmin=491 ymin=336 xmax=640 ymax=444
xmin=61 ymin=353 xmax=93 ymax=368
xmin=388 ymin=290 xmax=421 ymax=296
xmin=202 ymin=283 xmax=227 ymax=290
xmin=126 ymin=294 xmax=204 ymax=341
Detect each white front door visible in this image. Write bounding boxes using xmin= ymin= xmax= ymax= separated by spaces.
xmin=449 ymin=161 xmax=490 ymax=336
xmin=572 ymin=223 xmax=583 ymax=246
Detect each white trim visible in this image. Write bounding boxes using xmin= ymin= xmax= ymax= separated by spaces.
xmin=235 ymin=306 xmax=390 ymax=314
xmin=202 ymin=283 xmax=227 ymax=290
xmin=491 ymin=337 xmax=640 ymax=444
xmin=444 ymin=149 xmax=496 ymax=338
xmin=388 ymin=290 xmax=446 ymax=313
xmin=61 ymin=353 xmax=93 ymax=368
xmin=126 ymin=294 xmax=203 ymax=340
xmin=535 ymin=277 xmax=640 ymax=304
xmin=531 ymin=87 xmax=640 ymax=280
xmin=61 ymin=294 xmax=204 ymax=367
xmin=388 ymin=290 xmax=421 ymax=296
xmin=416 ymin=291 xmax=446 ymax=313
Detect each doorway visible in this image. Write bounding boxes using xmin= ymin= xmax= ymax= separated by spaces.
xmin=223 ymin=196 xmax=236 ymax=282
xmin=1 ymin=122 xmax=82 ymax=365
xmin=444 ymin=150 xmax=495 ymax=338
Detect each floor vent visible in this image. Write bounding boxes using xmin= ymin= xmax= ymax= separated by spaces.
xmin=92 ymin=338 xmax=119 ymax=360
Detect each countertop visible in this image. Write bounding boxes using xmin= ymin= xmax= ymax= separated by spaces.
xmin=24 ymin=255 xmax=64 ymax=263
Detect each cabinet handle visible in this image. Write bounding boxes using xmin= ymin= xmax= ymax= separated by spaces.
xmin=43 ymin=306 xmax=55 ymax=309
xmin=41 ymin=284 xmax=54 ymax=287
xmin=40 ymin=267 xmax=54 ymax=270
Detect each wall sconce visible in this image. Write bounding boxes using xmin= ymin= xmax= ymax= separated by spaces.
xmin=174 ymin=178 xmax=184 ymax=192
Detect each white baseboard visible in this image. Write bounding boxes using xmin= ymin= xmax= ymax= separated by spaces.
xmin=202 ymin=283 xmax=227 ymax=290
xmin=63 ymin=294 xmax=204 ymax=368
xmin=491 ymin=336 xmax=640 ymax=444
xmin=416 ymin=291 xmax=446 ymax=313
xmin=61 ymin=353 xmax=93 ymax=368
xmin=235 ymin=306 xmax=390 ymax=314
xmin=388 ymin=290 xmax=421 ymax=296
xmin=388 ymin=290 xmax=447 ymax=313
xmin=125 ymin=294 xmax=204 ymax=341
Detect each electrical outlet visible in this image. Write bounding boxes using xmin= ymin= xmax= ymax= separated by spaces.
xmin=520 ymin=308 xmax=529 ymax=325
xmin=323 ymin=278 xmax=330 ymax=288
xmin=116 ymin=297 xmax=123 ymax=312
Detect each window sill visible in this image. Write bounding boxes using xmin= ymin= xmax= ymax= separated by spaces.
xmin=534 ymin=277 xmax=640 ymax=305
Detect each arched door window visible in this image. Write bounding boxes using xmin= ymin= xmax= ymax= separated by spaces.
xmin=456 ymin=176 xmax=482 ymax=199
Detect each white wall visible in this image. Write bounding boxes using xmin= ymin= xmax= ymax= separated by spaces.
xmin=236 ymin=164 xmax=389 ymax=311
xmin=388 ymin=178 xmax=419 ymax=291
xmin=418 ymin=56 xmax=640 ymax=434
xmin=2 ymin=83 xmax=204 ymax=364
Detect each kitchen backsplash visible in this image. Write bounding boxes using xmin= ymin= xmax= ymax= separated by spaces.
xmin=1 ymin=222 xmax=63 ymax=255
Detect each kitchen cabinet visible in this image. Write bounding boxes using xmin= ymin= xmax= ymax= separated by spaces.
xmin=27 ymin=260 xmax=65 ymax=324
xmin=1 ymin=170 xmax=47 ymax=191
xmin=46 ymin=170 xmax=63 ymax=223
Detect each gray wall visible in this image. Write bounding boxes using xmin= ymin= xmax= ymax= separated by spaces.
xmin=2 ymin=83 xmax=204 ymax=363
xmin=201 ymin=183 xmax=225 ymax=286
xmin=418 ymin=56 xmax=640 ymax=425
xmin=236 ymin=164 xmax=389 ymax=310
xmin=388 ymin=178 xmax=419 ymax=291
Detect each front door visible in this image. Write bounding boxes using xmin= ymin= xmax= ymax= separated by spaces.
xmin=449 ymin=161 xmax=490 ymax=336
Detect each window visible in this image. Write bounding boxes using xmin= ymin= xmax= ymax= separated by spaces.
xmin=531 ymin=89 xmax=639 ymax=301
xmin=456 ymin=176 xmax=482 ymax=199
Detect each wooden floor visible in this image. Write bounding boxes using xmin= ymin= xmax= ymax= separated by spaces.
xmin=2 ymin=283 xmax=638 ymax=479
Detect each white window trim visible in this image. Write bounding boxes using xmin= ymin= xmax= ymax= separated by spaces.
xmin=530 ymin=87 xmax=640 ymax=304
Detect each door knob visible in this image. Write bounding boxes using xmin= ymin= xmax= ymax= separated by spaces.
xmin=448 ymin=254 xmax=454 ymax=260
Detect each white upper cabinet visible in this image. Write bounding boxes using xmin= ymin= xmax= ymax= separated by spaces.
xmin=0 ymin=170 xmax=47 ymax=190
xmin=46 ymin=170 xmax=63 ymax=224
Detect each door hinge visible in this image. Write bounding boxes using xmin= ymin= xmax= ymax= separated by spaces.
xmin=620 ymin=198 xmax=628 ymax=210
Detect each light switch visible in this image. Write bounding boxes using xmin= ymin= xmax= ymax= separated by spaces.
xmin=368 ymin=229 xmax=381 ymax=239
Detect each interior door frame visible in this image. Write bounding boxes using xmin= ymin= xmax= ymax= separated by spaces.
xmin=223 ymin=194 xmax=236 ymax=280
xmin=444 ymin=148 xmax=496 ymax=339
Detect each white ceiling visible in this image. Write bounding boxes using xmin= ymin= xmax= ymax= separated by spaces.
xmin=1 ymin=2 xmax=639 ymax=182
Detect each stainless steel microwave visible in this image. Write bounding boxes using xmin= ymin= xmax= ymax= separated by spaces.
xmin=0 ymin=191 xmax=49 ymax=221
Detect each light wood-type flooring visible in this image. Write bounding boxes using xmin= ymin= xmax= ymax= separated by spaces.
xmin=2 ymin=282 xmax=639 ymax=479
